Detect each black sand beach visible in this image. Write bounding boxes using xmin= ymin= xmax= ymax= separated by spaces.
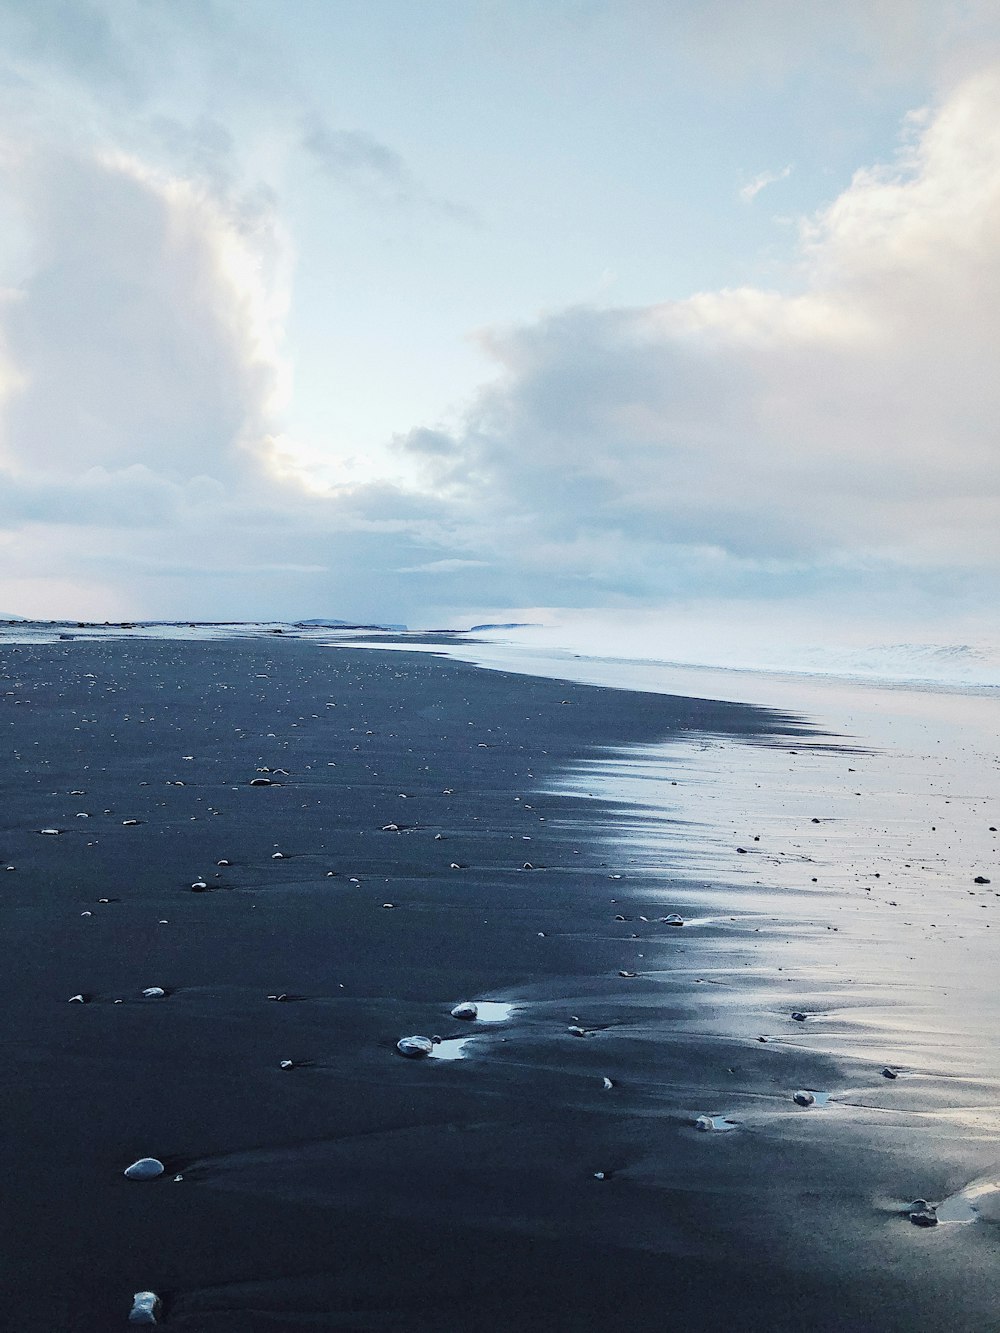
xmin=1 ymin=634 xmax=997 ymax=1330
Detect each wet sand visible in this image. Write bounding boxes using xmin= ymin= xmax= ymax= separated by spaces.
xmin=0 ymin=631 xmax=997 ymax=1330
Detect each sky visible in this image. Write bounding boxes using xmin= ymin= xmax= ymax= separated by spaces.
xmin=1 ymin=0 xmax=1000 ymax=657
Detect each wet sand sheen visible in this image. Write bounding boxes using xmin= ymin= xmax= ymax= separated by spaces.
xmin=0 ymin=630 xmax=996 ymax=1330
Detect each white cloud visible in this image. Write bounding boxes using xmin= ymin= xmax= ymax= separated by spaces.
xmin=397 ymin=65 xmax=1000 ymax=615
xmin=396 ymin=558 xmax=491 ymax=575
xmin=739 ymin=164 xmax=793 ymax=202
xmin=1 ymin=18 xmax=1000 ymax=636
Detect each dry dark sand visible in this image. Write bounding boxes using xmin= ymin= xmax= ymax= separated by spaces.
xmin=0 ymin=634 xmax=996 ymax=1330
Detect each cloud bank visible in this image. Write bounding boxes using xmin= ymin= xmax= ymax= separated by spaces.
xmin=398 ymin=65 xmax=1000 ymax=623
xmin=0 ymin=22 xmax=998 ymax=637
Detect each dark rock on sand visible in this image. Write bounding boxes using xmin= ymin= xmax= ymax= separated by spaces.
xmin=908 ymin=1200 xmax=939 ymax=1227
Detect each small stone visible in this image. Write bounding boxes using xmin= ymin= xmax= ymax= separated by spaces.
xmin=881 ymin=1067 xmax=898 ymax=1079
xmin=128 ymin=1291 xmax=162 ymax=1324
xmin=249 ymin=777 xmax=273 ymax=786
xmin=451 ymin=1002 xmax=478 ymax=1020
xmin=217 ymin=859 xmax=230 ymax=866
xmin=694 ymin=1115 xmax=715 ymax=1131
xmin=793 ymin=1090 xmax=816 ymax=1106
xmin=908 ymin=1200 xmax=938 ymax=1227
xmin=190 ymin=881 xmax=208 ymax=891
xmin=974 ymin=876 xmax=991 ymax=885
xmin=593 ymin=1171 xmax=607 ymax=1180
xmin=602 ymin=1077 xmax=614 ymax=1090
xmin=39 ymin=828 xmax=61 ymax=835
xmin=396 ymin=1035 xmax=434 ymax=1059
xmin=122 ymin=819 xmax=141 ymax=826
xmin=268 ymin=993 xmax=289 ymax=1001
xmin=618 ymin=970 xmax=638 ymax=978
xmin=279 ymin=1059 xmax=295 ymax=1069
xmin=791 ymin=1012 xmax=808 ymax=1022
xmin=567 ymin=1025 xmax=587 ymax=1037
xmin=68 ymin=994 xmax=86 ymax=1003
xmin=141 ymin=987 xmax=166 ymax=999
xmin=123 ymin=1157 xmax=165 ymax=1181
xmin=271 ymin=852 xmax=285 ymax=860
xmin=662 ymin=914 xmax=684 ymax=926
xmin=522 ymin=862 xmax=535 ymax=870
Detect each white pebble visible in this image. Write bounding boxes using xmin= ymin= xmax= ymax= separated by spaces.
xmin=128 ymin=1291 xmax=161 ymax=1323
xmin=123 ymin=1157 xmax=165 ymax=1181
xmin=396 ymin=1035 xmax=434 ymax=1059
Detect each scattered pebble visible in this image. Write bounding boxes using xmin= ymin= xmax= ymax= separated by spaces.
xmin=567 ymin=1025 xmax=587 ymax=1037
xmin=908 ymin=1199 xmax=939 ymax=1227
xmin=662 ymin=914 xmax=684 ymax=926
xmin=602 ymin=1076 xmax=614 ymax=1090
xmin=881 ymin=1067 xmax=898 ymax=1079
xmin=249 ymin=777 xmax=274 ymax=786
xmin=128 ymin=1291 xmax=162 ymax=1324
xmin=791 ymin=1012 xmax=808 ymax=1022
xmin=279 ymin=1059 xmax=295 ymax=1070
xmin=396 ymin=1035 xmax=434 ymax=1059
xmin=39 ymin=828 xmax=60 ymax=836
xmin=451 ymin=1002 xmax=478 ymax=1020
xmin=141 ymin=987 xmax=166 ymax=999
xmin=190 ymin=880 xmax=208 ymax=891
xmin=123 ymin=1158 xmax=165 ymax=1181
xmin=793 ymin=1090 xmax=816 ymax=1107
xmin=68 ymin=994 xmax=86 ymax=1004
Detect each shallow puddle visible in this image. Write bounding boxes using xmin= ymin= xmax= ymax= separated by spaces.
xmin=694 ymin=1114 xmax=739 ymax=1132
xmin=429 ymin=1037 xmax=476 ymax=1060
xmin=469 ymin=1001 xmax=517 ymax=1023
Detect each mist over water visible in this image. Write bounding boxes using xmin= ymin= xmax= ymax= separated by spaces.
xmin=468 ymin=614 xmax=1000 ymax=691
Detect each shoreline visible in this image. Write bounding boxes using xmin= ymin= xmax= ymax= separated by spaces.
xmin=0 ymin=632 xmax=996 ymax=1329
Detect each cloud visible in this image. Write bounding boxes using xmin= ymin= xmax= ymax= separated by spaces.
xmin=397 ymin=66 xmax=1000 ymax=614
xmin=1 ymin=20 xmax=1000 ymax=636
xmin=396 ymin=558 xmax=491 ymax=575
xmin=0 ymin=134 xmax=289 ymax=485
xmin=301 ymin=116 xmax=477 ymax=223
xmin=740 ymin=164 xmax=793 ymax=202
